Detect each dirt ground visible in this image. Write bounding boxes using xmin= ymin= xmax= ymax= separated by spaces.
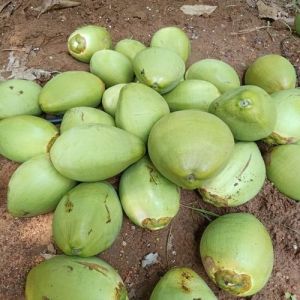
xmin=0 ymin=0 xmax=300 ymax=299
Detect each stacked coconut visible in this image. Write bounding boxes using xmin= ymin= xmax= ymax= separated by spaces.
xmin=0 ymin=25 xmax=299 ymax=300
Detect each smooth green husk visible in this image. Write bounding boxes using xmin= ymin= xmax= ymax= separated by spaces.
xmin=50 ymin=123 xmax=145 ymax=182
xmin=245 ymin=54 xmax=296 ymax=94
xmin=39 ymin=71 xmax=105 ymax=114
xmin=264 ymin=88 xmax=300 ymax=145
xmin=115 ymin=83 xmax=170 ymax=142
xmin=133 ymin=47 xmax=185 ymax=94
xmin=68 ymin=25 xmax=112 ymax=63
xmin=115 ymin=39 xmax=146 ymax=61
xmin=150 ymin=267 xmax=217 ymax=300
xmin=209 ymin=85 xmax=277 ymax=141
xmin=0 ymin=115 xmax=58 ymax=162
xmin=0 ymin=79 xmax=41 ymax=119
xmin=25 ymin=255 xmax=128 ymax=300
xmin=163 ymin=79 xmax=220 ymax=111
xmin=150 ymin=26 xmax=191 ymax=63
xmin=185 ymin=59 xmax=240 ymax=93
xmin=148 ymin=110 xmax=234 ymax=189
xmin=200 ymin=213 xmax=274 ymax=297
xmin=265 ymin=144 xmax=300 ymax=201
xmin=53 ymin=182 xmax=123 ymax=256
xmin=119 ymin=156 xmax=180 ymax=230
xmin=7 ymin=154 xmax=75 ymax=217
xmin=60 ymin=106 xmax=115 ymax=133
xmin=90 ymin=50 xmax=134 ymax=87
xmin=198 ymin=142 xmax=266 ymax=207
xmin=102 ymin=83 xmax=126 ymax=116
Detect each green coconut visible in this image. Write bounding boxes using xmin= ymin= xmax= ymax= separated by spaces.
xmin=115 ymin=83 xmax=170 ymax=142
xmin=200 ymin=213 xmax=274 ymax=297
xmin=150 ymin=267 xmax=217 ymax=300
xmin=119 ymin=156 xmax=180 ymax=230
xmin=209 ymin=85 xmax=277 ymax=141
xmin=53 ymin=182 xmax=123 ymax=257
xmin=60 ymin=107 xmax=115 ymax=133
xmin=50 ymin=124 xmax=145 ymax=182
xmin=265 ymin=144 xmax=300 ymax=201
xmin=115 ymin=39 xmax=146 ymax=62
xmin=68 ymin=25 xmax=112 ymax=63
xmin=133 ymin=47 xmax=185 ymax=94
xmin=163 ymin=79 xmax=220 ymax=112
xmin=0 ymin=115 xmax=58 ymax=162
xmin=198 ymin=142 xmax=265 ymax=207
xmin=185 ymin=59 xmax=240 ymax=93
xmin=0 ymin=79 xmax=41 ymax=119
xmin=150 ymin=26 xmax=191 ymax=63
xmin=264 ymin=88 xmax=300 ymax=145
xmin=25 ymin=255 xmax=128 ymax=300
xmin=245 ymin=54 xmax=296 ymax=94
xmin=90 ymin=50 xmax=134 ymax=87
xmin=39 ymin=71 xmax=105 ymax=114
xmin=102 ymin=84 xmax=126 ymax=116
xmin=148 ymin=110 xmax=234 ymax=189
xmin=7 ymin=154 xmax=75 ymax=217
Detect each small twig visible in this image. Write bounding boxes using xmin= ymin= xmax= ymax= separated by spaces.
xmin=278 ymin=19 xmax=292 ymax=33
xmin=1 ymin=48 xmax=29 ymax=52
xmin=165 ymin=223 xmax=173 ymax=267
xmin=266 ymin=21 xmax=275 ymax=42
xmin=181 ymin=204 xmax=219 ymax=221
xmin=283 ymin=225 xmax=300 ymax=235
xmin=231 ymin=25 xmax=271 ymax=35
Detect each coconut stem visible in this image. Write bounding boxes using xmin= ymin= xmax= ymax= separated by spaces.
xmin=69 ymin=34 xmax=86 ymax=54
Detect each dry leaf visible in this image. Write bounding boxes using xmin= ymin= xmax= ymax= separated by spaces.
xmin=141 ymin=252 xmax=159 ymax=268
xmin=257 ymin=0 xmax=288 ymax=21
xmin=0 ymin=1 xmax=11 ymax=13
xmin=0 ymin=50 xmax=59 ymax=81
xmin=36 ymin=0 xmax=81 ymax=17
xmin=246 ymin=0 xmax=257 ymax=8
xmin=180 ymin=4 xmax=217 ymax=16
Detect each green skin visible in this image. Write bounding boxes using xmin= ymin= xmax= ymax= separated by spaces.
xmin=115 ymin=39 xmax=146 ymax=62
xmin=185 ymin=59 xmax=240 ymax=93
xmin=90 ymin=50 xmax=134 ymax=87
xmin=245 ymin=54 xmax=296 ymax=94
xmin=25 ymin=255 xmax=128 ymax=300
xmin=296 ymin=14 xmax=300 ymax=35
xmin=150 ymin=267 xmax=217 ymax=300
xmin=133 ymin=47 xmax=185 ymax=94
xmin=50 ymin=123 xmax=145 ymax=182
xmin=265 ymin=144 xmax=300 ymax=201
xmin=209 ymin=85 xmax=277 ymax=141
xmin=60 ymin=106 xmax=115 ymax=133
xmin=102 ymin=83 xmax=127 ymax=116
xmin=0 ymin=79 xmax=41 ymax=119
xmin=39 ymin=71 xmax=105 ymax=114
xmin=53 ymin=182 xmax=123 ymax=257
xmin=0 ymin=115 xmax=58 ymax=162
xmin=115 ymin=83 xmax=170 ymax=142
xmin=150 ymin=26 xmax=191 ymax=63
xmin=264 ymin=88 xmax=300 ymax=145
xmin=148 ymin=110 xmax=234 ymax=189
xmin=198 ymin=142 xmax=266 ymax=207
xmin=119 ymin=156 xmax=180 ymax=230
xmin=7 ymin=154 xmax=75 ymax=217
xmin=68 ymin=25 xmax=112 ymax=63
xmin=200 ymin=213 xmax=274 ymax=297
xmin=163 ymin=79 xmax=220 ymax=112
